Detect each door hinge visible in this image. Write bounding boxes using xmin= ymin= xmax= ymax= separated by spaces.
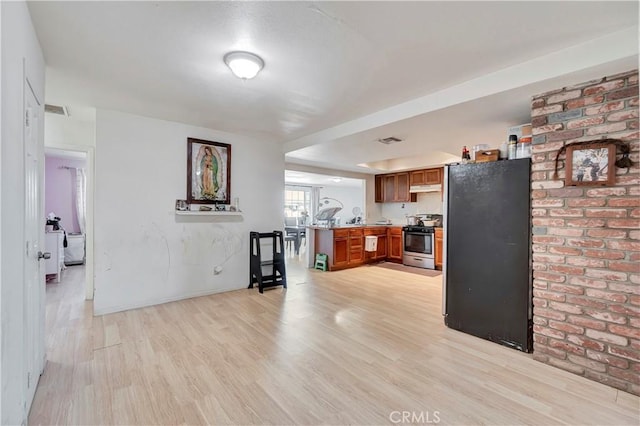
xmin=25 ymin=109 xmax=31 ymax=128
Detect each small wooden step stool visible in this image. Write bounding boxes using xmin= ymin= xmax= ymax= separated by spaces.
xmin=249 ymin=231 xmax=287 ymax=293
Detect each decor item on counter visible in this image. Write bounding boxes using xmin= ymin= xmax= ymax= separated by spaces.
xmin=315 ymin=197 xmax=343 ymax=223
xmin=175 ymin=199 xmax=188 ymax=211
xmin=199 ymin=206 xmax=213 ymax=211
xmin=224 ymin=51 xmax=264 ymax=79
xmin=215 ymin=204 xmax=227 ymax=211
xmin=552 ymin=139 xmax=631 ymax=186
xmin=187 ymin=138 xmax=231 ymax=205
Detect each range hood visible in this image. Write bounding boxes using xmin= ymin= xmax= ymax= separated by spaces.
xmin=409 ymin=184 xmax=442 ymax=193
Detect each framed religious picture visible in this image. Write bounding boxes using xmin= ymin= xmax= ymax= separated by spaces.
xmin=187 ymin=138 xmax=231 ymax=204
xmin=565 ymin=142 xmax=615 ymax=187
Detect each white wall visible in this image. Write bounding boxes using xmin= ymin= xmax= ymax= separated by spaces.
xmin=380 ymin=192 xmax=443 ymax=225
xmin=45 ymin=113 xmax=95 ymax=147
xmin=319 ymin=184 xmax=365 ymax=224
xmin=0 ymin=1 xmax=45 ymax=424
xmin=94 ymin=110 xmax=283 ymax=315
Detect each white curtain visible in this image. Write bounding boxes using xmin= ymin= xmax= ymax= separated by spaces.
xmin=75 ymin=168 xmax=87 ymax=235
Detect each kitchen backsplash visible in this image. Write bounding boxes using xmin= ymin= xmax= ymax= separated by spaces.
xmin=380 ymin=191 xmax=443 ymax=224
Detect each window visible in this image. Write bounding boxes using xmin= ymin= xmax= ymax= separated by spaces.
xmin=284 ymin=185 xmax=311 ymax=220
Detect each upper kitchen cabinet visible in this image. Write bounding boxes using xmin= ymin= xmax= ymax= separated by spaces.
xmin=376 ymin=172 xmax=417 ymax=203
xmin=375 ymin=175 xmax=384 ymax=203
xmin=410 ymin=167 xmax=442 ymax=186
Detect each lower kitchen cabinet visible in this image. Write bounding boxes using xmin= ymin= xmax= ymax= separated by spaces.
xmin=348 ymin=228 xmax=364 ymax=266
xmin=435 ymin=227 xmax=443 ymax=270
xmin=314 ymin=226 xmax=399 ymax=270
xmin=387 ymin=227 xmax=403 ymax=263
xmin=333 ymin=232 xmax=349 ymax=268
xmin=364 ymin=228 xmax=388 ymax=262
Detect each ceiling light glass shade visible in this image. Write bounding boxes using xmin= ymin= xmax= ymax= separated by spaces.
xmin=224 ymin=51 xmax=264 ymax=79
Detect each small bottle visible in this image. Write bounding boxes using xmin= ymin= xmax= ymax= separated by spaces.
xmin=508 ymin=135 xmax=518 ymax=160
xmin=499 ymin=141 xmax=508 ymax=159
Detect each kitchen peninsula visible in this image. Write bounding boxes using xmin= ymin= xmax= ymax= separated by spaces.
xmin=307 ymin=225 xmax=403 ymax=271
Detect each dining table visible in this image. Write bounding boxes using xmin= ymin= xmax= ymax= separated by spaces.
xmin=284 ymin=225 xmax=306 ymax=255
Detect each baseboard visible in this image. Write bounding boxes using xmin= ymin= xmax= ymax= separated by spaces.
xmin=93 ymin=284 xmax=246 ymax=316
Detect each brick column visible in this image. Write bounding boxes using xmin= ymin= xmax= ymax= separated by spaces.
xmin=530 ymin=70 xmax=639 ymax=395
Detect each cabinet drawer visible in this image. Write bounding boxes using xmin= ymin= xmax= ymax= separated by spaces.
xmin=388 ymin=227 xmax=402 ymax=236
xmin=349 ymin=228 xmax=364 ymax=237
xmin=334 ymin=229 xmax=349 ymax=238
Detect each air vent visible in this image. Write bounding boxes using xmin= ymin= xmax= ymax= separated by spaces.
xmin=377 ymin=136 xmax=403 ymax=145
xmin=44 ymin=104 xmax=69 ymax=116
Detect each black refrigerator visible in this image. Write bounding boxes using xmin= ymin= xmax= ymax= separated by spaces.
xmin=443 ymin=158 xmax=532 ymax=352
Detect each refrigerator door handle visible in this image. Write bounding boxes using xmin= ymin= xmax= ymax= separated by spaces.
xmin=442 ymin=165 xmax=449 ymax=316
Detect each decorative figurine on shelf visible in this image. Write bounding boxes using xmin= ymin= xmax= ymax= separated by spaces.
xmin=199 ymin=205 xmax=212 ymax=211
xmin=215 ymin=204 xmax=226 ymax=211
xmin=175 ymin=199 xmax=188 ymax=211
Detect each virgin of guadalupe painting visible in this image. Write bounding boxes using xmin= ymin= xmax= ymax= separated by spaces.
xmin=187 ymin=138 xmax=231 ymax=204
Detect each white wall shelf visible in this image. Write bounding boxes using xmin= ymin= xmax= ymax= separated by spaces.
xmin=175 ymin=210 xmax=243 ymax=216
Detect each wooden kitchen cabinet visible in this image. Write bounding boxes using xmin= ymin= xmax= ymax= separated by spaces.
xmin=383 ymin=175 xmax=396 ymax=202
xmin=375 ymin=175 xmax=384 ymax=203
xmin=387 ymin=227 xmax=403 ymax=263
xmin=348 ymin=228 xmax=364 ymax=266
xmin=435 ymin=227 xmax=443 ymax=270
xmin=332 ymin=229 xmax=349 ymax=268
xmin=375 ymin=172 xmax=417 ymax=203
xmin=364 ymin=228 xmax=388 ymax=262
xmin=409 ymin=167 xmax=443 ymax=186
xmin=424 ymin=168 xmax=442 ymax=185
xmin=315 ymin=226 xmax=399 ymax=270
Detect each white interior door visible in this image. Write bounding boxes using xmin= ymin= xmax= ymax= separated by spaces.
xmin=23 ymin=77 xmax=45 ymax=413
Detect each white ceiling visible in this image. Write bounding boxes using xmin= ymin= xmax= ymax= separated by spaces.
xmin=29 ymin=1 xmax=638 ymax=173
xmin=285 ymin=170 xmax=363 ymax=188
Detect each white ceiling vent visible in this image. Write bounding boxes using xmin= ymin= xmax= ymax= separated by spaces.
xmin=377 ymin=136 xmax=403 ymax=145
xmin=44 ymin=104 xmax=70 ymax=116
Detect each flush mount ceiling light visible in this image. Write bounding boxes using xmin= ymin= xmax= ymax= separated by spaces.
xmin=224 ymin=51 xmax=264 ymax=79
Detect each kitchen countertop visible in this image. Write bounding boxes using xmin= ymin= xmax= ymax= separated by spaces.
xmin=308 ymin=224 xmax=402 ymax=230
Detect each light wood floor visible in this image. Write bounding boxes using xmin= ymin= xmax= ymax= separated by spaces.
xmin=30 ymin=259 xmax=639 ymax=425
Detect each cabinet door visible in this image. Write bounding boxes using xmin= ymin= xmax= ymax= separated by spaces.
xmin=410 ymin=170 xmax=427 ymax=186
xmin=376 ymin=234 xmax=388 ymax=259
xmin=424 ymin=168 xmax=442 ymax=185
xmin=383 ymin=175 xmax=396 ymax=202
xmin=333 ymin=238 xmax=349 ymax=268
xmin=349 ymin=246 xmax=364 ymax=265
xmin=375 ymin=175 xmax=384 ymax=203
xmin=387 ymin=228 xmax=403 ymax=262
xmin=395 ymin=172 xmax=410 ymax=201
xmin=435 ymin=228 xmax=443 ymax=270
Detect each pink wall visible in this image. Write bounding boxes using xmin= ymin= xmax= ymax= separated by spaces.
xmin=45 ymin=156 xmax=86 ymax=233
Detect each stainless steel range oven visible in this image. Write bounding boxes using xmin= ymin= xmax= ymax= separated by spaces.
xmin=402 ymin=226 xmax=435 ymax=269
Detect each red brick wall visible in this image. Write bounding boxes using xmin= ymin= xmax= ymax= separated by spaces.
xmin=530 ymin=69 xmax=639 ymax=395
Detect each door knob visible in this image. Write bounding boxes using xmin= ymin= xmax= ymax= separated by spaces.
xmin=38 ymin=251 xmax=51 ymax=260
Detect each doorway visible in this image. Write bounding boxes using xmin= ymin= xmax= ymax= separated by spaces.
xmin=44 ymin=147 xmax=93 ymax=299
